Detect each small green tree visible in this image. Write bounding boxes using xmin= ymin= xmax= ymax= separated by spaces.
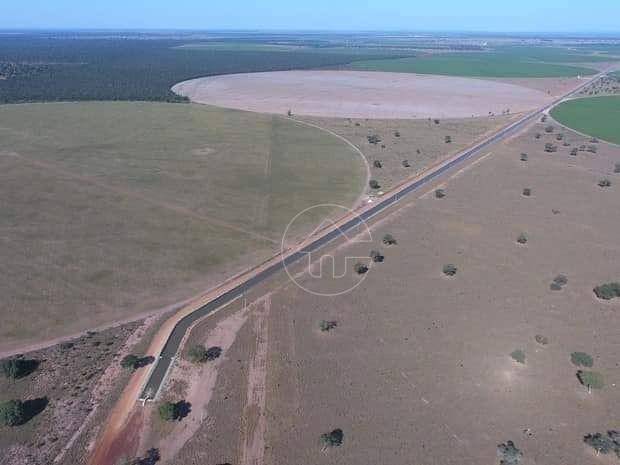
xmin=444 ymin=135 xmax=452 ymax=143
xmin=120 ymin=354 xmax=140 ymax=370
xmin=497 ymin=440 xmax=522 ymax=465
xmin=158 ymin=402 xmax=178 ymax=421
xmin=510 ymin=349 xmax=526 ymax=364
xmin=598 ymin=178 xmax=611 ymax=188
xmin=369 ymin=179 xmax=381 ymax=189
xmin=354 ymin=263 xmax=369 ymax=275
xmin=593 ymin=282 xmax=620 ymax=300
xmin=570 ymin=147 xmax=578 ymax=156
xmin=319 ymin=321 xmax=338 ymax=332
xmin=571 ymin=352 xmax=594 ymax=368
xmin=520 ymin=153 xmax=528 ymax=162
xmin=583 ymin=431 xmax=620 ymax=457
xmin=522 ymin=188 xmax=531 ymax=197
xmin=534 ymin=133 xmax=541 ymax=139
xmin=577 ymin=370 xmax=605 ymax=392
xmin=435 ymin=189 xmax=446 ymax=199
xmin=369 ymin=250 xmax=384 ymax=263
xmin=205 ymin=346 xmax=222 ymax=361
xmin=402 ymin=159 xmax=411 ymax=168
xmin=394 ymin=131 xmax=401 ymax=138
xmin=443 ymin=264 xmax=458 ymax=277
xmin=516 ymin=233 xmax=528 ymax=245
xmin=382 ymin=233 xmax=397 ymax=245
xmin=321 ymin=428 xmax=344 ymax=448
xmin=614 ymin=163 xmax=620 ymax=173
xmin=545 ymin=125 xmax=554 ymax=133
xmin=187 ymin=345 xmax=208 ymax=364
xmin=544 ymin=142 xmax=558 ymax=153
xmin=0 ymin=400 xmax=25 ymax=426
xmin=373 ymin=160 xmax=382 ymax=168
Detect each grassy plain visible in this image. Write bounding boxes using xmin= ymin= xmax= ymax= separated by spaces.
xmin=302 ymin=114 xmax=517 ymax=191
xmin=551 ymin=95 xmax=620 ymax=144
xmin=0 ymin=102 xmax=366 ymax=351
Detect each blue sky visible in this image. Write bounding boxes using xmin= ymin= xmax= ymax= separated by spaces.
xmin=2 ymin=0 xmax=619 ymax=32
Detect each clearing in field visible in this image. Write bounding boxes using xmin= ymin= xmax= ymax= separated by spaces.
xmin=551 ymin=95 xmax=620 ymax=144
xmin=0 ymin=102 xmax=366 ymax=352
xmin=174 ymin=70 xmax=554 ymax=119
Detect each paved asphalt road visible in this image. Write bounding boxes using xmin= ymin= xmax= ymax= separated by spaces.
xmin=139 ymin=72 xmax=605 ymax=401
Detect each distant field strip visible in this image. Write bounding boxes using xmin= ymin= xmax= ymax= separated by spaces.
xmin=0 ymin=102 xmax=366 ymax=350
xmin=346 ymin=53 xmax=599 ymax=78
xmin=551 ymin=96 xmax=620 ymax=144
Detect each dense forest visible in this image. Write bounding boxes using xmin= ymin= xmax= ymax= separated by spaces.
xmin=0 ymin=35 xmax=402 ymax=103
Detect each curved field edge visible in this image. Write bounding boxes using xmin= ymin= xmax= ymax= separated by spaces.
xmin=0 ymin=101 xmax=366 ymax=351
xmin=344 ymin=55 xmax=598 ymax=78
xmin=550 ymin=95 xmax=620 ymax=145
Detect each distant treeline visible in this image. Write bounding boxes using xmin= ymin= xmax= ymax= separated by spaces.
xmin=0 ymin=37 xmax=398 ymax=103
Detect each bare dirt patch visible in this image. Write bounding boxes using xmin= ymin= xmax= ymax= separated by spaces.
xmin=173 ymin=70 xmax=553 ymax=119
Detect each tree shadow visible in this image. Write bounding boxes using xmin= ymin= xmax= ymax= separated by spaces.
xmin=1 ymin=358 xmax=40 ymax=379
xmin=136 ymin=356 xmax=155 ymax=368
xmin=21 ymin=397 xmax=48 ymax=424
xmin=174 ymin=400 xmax=192 ymax=420
xmin=137 ymin=448 xmax=160 ymax=465
xmin=206 ymin=346 xmax=222 ymax=361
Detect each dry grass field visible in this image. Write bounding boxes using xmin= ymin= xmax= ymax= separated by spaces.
xmin=301 ymin=114 xmax=517 ymax=191
xmin=145 ymin=116 xmax=620 ymax=465
xmin=0 ymin=102 xmax=366 ymax=352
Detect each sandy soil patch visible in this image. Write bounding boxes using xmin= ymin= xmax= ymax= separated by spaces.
xmin=173 ymin=70 xmax=553 ymax=119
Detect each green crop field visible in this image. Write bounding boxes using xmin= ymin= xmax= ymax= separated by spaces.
xmin=551 ymin=96 xmax=620 ymax=144
xmin=0 ymin=102 xmax=366 ymax=350
xmin=346 ymin=53 xmax=599 ymax=78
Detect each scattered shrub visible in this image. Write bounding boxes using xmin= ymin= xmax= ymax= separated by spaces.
xmin=570 ymin=148 xmax=578 ymax=156
xmin=535 ymin=335 xmax=549 ymax=346
xmin=593 ymin=282 xmax=620 ymax=300
xmin=614 ymin=163 xmax=620 ymax=173
xmin=402 ymin=159 xmax=410 ymax=168
xmin=367 ymin=134 xmax=381 ymax=145
xmin=433 ymin=118 xmax=440 ymax=125
xmin=577 ymin=370 xmax=605 ymax=390
xmin=319 ymin=320 xmax=338 ymax=332
xmin=321 ymin=429 xmax=344 ymax=447
xmin=520 ymin=153 xmax=528 ymax=162
xmin=553 ymin=274 xmax=568 ymax=286
xmin=510 ymin=349 xmax=526 ymax=364
xmin=369 ymin=250 xmax=384 ymax=263
xmin=544 ymin=142 xmax=558 ymax=153
xmin=541 ymin=115 xmax=547 ymax=122
xmin=587 ymin=145 xmax=598 ymax=153
xmin=556 ymin=133 xmax=564 ymax=141
xmin=522 ymin=188 xmax=531 ymax=197
xmin=544 ymin=125 xmax=554 ymax=133
xmin=590 ymin=137 xmax=599 ymax=143
xmin=534 ymin=133 xmax=541 ymax=139
xmin=382 ymin=234 xmax=397 ymax=246
xmin=394 ymin=131 xmax=401 ymax=138
xmin=158 ymin=401 xmax=178 ymax=421
xmin=0 ymin=400 xmax=25 ymax=427
xmin=435 ymin=188 xmax=446 ymax=199
xmin=120 ymin=354 xmax=141 ymax=370
xmin=369 ymin=179 xmax=380 ymax=189
xmin=442 ymin=264 xmax=458 ymax=277
xmin=354 ymin=263 xmax=369 ymax=275
xmin=571 ymin=352 xmax=594 ymax=368
xmin=187 ymin=345 xmax=208 ymax=363
xmin=497 ymin=440 xmax=522 ymax=465
xmin=516 ymin=233 xmax=528 ymax=245
xmin=598 ymin=178 xmax=611 ymax=188
xmin=583 ymin=431 xmax=620 ymax=457
xmin=373 ymin=160 xmax=382 ymax=168
xmin=444 ymin=135 xmax=452 ymax=143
